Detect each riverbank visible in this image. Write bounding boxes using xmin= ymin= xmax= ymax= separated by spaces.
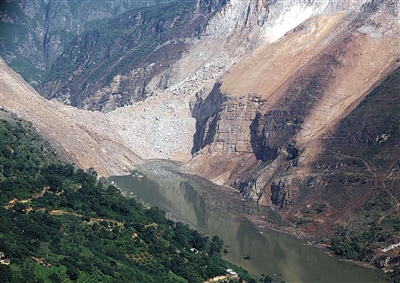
xmin=116 ymin=160 xmax=389 ymax=280
xmin=109 ymin=160 xmax=388 ymax=283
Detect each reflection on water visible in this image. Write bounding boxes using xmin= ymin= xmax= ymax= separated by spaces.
xmin=110 ymin=162 xmax=386 ymax=283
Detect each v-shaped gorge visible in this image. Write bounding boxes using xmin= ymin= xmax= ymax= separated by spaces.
xmin=1 ymin=0 xmax=399 ymax=279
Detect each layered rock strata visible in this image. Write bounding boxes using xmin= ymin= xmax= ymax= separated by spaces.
xmin=186 ymin=0 xmax=400 ymax=228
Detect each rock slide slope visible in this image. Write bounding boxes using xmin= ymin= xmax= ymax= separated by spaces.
xmin=0 ymin=57 xmax=141 ymax=176
xmin=1 ymin=0 xmax=400 ymax=240
xmin=185 ymin=0 xmax=400 ymax=234
xmin=0 ymin=55 xmax=198 ymax=175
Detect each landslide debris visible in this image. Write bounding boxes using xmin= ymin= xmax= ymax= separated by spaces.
xmin=185 ymin=0 xmax=400 ymax=237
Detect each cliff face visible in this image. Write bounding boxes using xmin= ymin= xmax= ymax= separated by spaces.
xmin=186 ymin=0 xmax=400 ymax=236
xmin=0 ymin=0 xmax=174 ymax=87
xmin=33 ymin=0 xmax=228 ymax=111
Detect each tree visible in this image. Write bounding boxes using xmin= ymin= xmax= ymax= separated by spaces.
xmin=48 ymin=272 xmax=63 ymax=283
xmin=46 ymin=174 xmax=63 ymax=192
xmin=14 ymin=202 xmax=27 ymax=214
xmin=209 ymin=235 xmax=223 ymax=255
xmin=66 ymin=266 xmax=79 ymax=280
xmin=0 ymin=265 xmax=13 ymax=283
xmin=145 ymin=207 xmax=167 ymax=224
xmin=263 ymin=275 xmax=273 ymax=283
xmin=190 ymin=230 xmax=205 ymax=250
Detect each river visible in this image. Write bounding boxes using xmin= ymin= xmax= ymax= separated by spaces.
xmin=109 ymin=161 xmax=386 ymax=283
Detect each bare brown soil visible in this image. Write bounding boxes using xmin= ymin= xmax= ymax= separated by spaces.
xmin=186 ymin=7 xmax=400 ymax=239
xmin=0 ymin=57 xmax=143 ymax=176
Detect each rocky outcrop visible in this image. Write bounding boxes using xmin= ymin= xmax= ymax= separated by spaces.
xmin=191 ymin=83 xmax=225 ymax=154
xmin=186 ymin=0 xmax=400 ymax=228
xmin=0 ymin=0 xmax=169 ymax=86
xmin=192 ymin=85 xmax=266 ymax=155
xmin=36 ymin=0 xmax=229 ymax=111
xmin=187 ymin=0 xmax=374 ymax=163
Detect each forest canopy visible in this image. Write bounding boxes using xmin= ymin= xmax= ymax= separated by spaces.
xmin=0 ymin=110 xmax=256 ymax=283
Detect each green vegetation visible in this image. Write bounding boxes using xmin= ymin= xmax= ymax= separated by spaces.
xmin=0 ymin=110 xmax=257 ymax=282
xmin=331 ymin=219 xmax=400 ymax=283
xmin=330 ymin=188 xmax=400 ymax=283
xmin=331 ymin=225 xmax=389 ymax=262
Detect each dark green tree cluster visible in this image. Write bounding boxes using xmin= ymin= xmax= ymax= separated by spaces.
xmin=331 ymin=225 xmax=400 ymax=282
xmin=0 ymin=111 xmax=257 ymax=282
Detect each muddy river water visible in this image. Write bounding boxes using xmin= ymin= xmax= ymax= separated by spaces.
xmin=110 ymin=161 xmax=386 ymax=283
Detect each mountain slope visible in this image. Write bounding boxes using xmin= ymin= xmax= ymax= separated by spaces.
xmin=38 ymin=0 xmax=228 ymax=112
xmin=0 ymin=57 xmax=142 ymax=176
xmin=0 ymin=0 xmax=174 ymax=87
xmin=0 ymin=111 xmax=255 ymax=283
xmin=3 ymin=0 xmax=374 ymax=112
xmin=1 ymin=0 xmax=399 ymax=243
xmin=185 ymin=0 xmax=400 ymax=233
xmin=304 ymin=66 xmax=400 ymax=237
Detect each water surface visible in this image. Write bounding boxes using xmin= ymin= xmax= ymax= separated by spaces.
xmin=110 ymin=162 xmax=386 ymax=283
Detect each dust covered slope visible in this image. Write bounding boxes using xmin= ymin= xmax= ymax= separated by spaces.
xmin=298 ymin=66 xmax=400 ymax=237
xmin=0 ymin=57 xmax=142 ymax=176
xmin=186 ymin=0 xmax=400 ymax=236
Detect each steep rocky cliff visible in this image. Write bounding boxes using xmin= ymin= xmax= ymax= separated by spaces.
xmin=185 ymin=0 xmax=400 ymax=236
xmin=0 ymin=0 xmax=173 ymax=87
xmin=37 ymin=0 xmax=229 ymax=111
